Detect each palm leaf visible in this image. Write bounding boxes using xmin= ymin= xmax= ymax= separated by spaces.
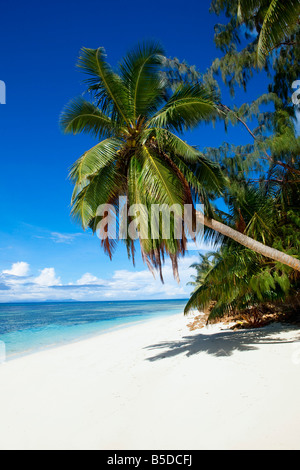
xmin=71 ymin=165 xmax=123 ymax=229
xmin=120 ymin=42 xmax=166 ymax=121
xmin=152 ymin=128 xmax=203 ymax=162
xmin=140 ymin=145 xmax=185 ymax=209
xmin=60 ymin=97 xmax=116 ymax=138
xmin=147 ymin=83 xmax=219 ymax=132
xmin=184 ymin=284 xmax=211 ymax=314
xmin=69 ymin=137 xmax=121 ymax=185
xmin=257 ymin=0 xmax=300 ymax=66
xmin=77 ymin=47 xmax=131 ymax=126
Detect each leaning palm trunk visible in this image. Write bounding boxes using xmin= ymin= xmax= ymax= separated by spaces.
xmin=202 ymin=215 xmax=300 ymax=272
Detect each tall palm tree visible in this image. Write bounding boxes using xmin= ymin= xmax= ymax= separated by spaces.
xmin=61 ymin=43 xmax=300 ymax=279
xmin=237 ymin=0 xmax=300 ymax=66
xmin=60 ymin=43 xmax=223 ymax=281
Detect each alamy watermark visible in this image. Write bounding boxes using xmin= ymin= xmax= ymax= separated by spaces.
xmin=95 ymin=198 xmax=204 ymax=244
xmin=0 ymin=80 xmax=6 ymax=104
xmin=292 ymin=80 xmax=300 ymax=106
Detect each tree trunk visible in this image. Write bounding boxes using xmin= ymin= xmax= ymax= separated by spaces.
xmin=201 ymin=215 xmax=300 ymax=272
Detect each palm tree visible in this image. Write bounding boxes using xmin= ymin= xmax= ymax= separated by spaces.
xmin=237 ymin=0 xmax=300 ymax=66
xmin=61 ymin=42 xmax=300 ymax=279
xmin=60 ymin=43 xmax=223 ymax=281
xmin=185 ymin=182 xmax=300 ymax=319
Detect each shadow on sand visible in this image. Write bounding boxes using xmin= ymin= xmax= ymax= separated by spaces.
xmin=145 ymin=323 xmax=300 ymax=361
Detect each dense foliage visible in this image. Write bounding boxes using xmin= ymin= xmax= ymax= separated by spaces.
xmin=185 ymin=172 xmax=300 ymax=320
xmin=61 ymin=2 xmax=300 ymax=321
xmin=184 ymin=0 xmax=300 ymax=322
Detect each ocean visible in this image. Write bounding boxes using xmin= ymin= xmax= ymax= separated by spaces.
xmin=0 ymin=299 xmax=187 ymax=360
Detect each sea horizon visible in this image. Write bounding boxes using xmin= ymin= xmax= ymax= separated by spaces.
xmin=0 ymin=298 xmax=189 ymax=305
xmin=0 ymin=299 xmax=188 ymax=361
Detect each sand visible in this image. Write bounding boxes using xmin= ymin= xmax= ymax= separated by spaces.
xmin=0 ymin=312 xmax=300 ymax=450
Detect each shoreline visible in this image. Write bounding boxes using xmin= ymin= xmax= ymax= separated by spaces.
xmin=3 ymin=311 xmax=191 ymax=364
xmin=0 ymin=312 xmax=299 ymax=450
xmin=1 ymin=309 xmax=187 ymax=363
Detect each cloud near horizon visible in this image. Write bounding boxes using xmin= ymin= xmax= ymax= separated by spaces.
xmin=0 ymin=257 xmax=198 ymax=302
xmin=3 ymin=262 xmax=30 ymax=277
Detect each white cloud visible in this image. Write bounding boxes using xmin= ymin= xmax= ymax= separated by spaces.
xmin=50 ymin=232 xmax=82 ymax=244
xmin=34 ymin=268 xmax=61 ymax=287
xmin=98 ymin=255 xmax=199 ymax=300
xmin=76 ymin=273 xmax=104 ymax=285
xmin=3 ymin=262 xmax=30 ymax=277
xmin=0 ymin=255 xmax=199 ymax=302
xmin=33 ymin=229 xmax=83 ymax=244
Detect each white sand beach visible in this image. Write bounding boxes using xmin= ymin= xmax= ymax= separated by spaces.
xmin=0 ymin=313 xmax=300 ymax=450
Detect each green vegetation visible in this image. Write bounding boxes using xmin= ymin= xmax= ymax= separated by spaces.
xmin=211 ymin=0 xmax=300 ymax=67
xmin=185 ymin=182 xmax=300 ymax=322
xmin=60 ymin=43 xmax=224 ymax=281
xmin=62 ymin=1 xmax=300 ymax=325
xmin=184 ymin=0 xmax=300 ymax=324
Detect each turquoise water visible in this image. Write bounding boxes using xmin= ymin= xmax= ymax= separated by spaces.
xmin=0 ymin=300 xmax=187 ymax=360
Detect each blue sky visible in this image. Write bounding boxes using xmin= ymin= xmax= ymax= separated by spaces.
xmin=0 ymin=0 xmax=269 ymax=302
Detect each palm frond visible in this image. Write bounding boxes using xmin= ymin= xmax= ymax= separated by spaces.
xmin=152 ymin=129 xmax=203 ymax=162
xmin=147 ymin=84 xmax=219 ymax=133
xmin=257 ymin=0 xmax=300 ymax=66
xmin=77 ymin=47 xmax=131 ymax=125
xmin=140 ymin=145 xmax=185 ymax=208
xmin=60 ymin=97 xmax=116 ymax=138
xmin=120 ymin=42 xmax=166 ymax=121
xmin=71 ymin=165 xmax=124 ymax=229
xmin=69 ymin=137 xmax=121 ymax=185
